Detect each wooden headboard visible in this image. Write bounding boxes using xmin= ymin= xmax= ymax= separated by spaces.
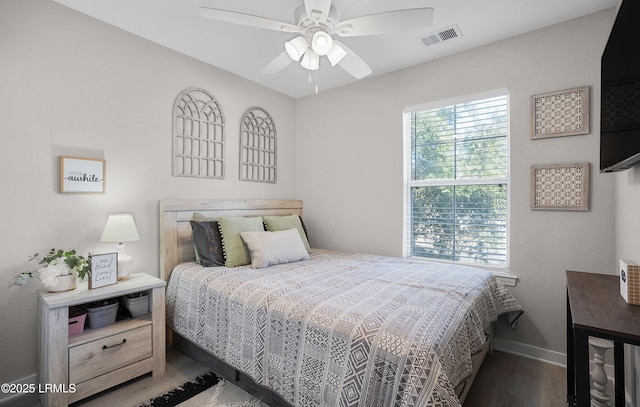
xmin=159 ymin=199 xmax=303 ymax=281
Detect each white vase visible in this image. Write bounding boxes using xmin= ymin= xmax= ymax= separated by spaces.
xmin=47 ymin=274 xmax=77 ymax=292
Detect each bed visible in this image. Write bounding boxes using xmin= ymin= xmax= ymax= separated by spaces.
xmin=160 ymin=199 xmax=522 ymax=407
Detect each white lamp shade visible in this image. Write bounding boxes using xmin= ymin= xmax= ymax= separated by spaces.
xmin=100 ymin=213 xmax=140 ymax=243
xmin=326 ymin=42 xmax=347 ymax=66
xmin=300 ymin=49 xmax=319 ymax=70
xmin=311 ymin=31 xmax=334 ymax=56
xmin=284 ymin=36 xmax=308 ymax=61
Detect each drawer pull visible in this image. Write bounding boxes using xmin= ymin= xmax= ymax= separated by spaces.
xmin=102 ymin=339 xmax=126 ymax=350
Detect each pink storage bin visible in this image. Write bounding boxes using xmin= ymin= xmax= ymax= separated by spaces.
xmin=68 ymin=307 xmax=87 ymax=336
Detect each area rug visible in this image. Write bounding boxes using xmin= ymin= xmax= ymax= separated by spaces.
xmin=137 ymin=372 xmax=268 ymax=407
xmin=175 ymin=379 xmax=269 ymax=407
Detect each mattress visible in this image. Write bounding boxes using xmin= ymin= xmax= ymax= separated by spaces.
xmin=166 ymin=249 xmax=522 ymax=407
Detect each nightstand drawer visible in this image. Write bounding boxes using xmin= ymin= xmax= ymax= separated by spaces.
xmin=69 ymin=325 xmax=152 ymax=383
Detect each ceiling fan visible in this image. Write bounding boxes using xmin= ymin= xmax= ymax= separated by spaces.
xmin=200 ymin=0 xmax=434 ymax=80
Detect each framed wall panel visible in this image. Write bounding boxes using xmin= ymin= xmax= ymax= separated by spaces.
xmin=531 ymin=86 xmax=589 ymax=139
xmin=239 ymin=107 xmax=277 ymax=183
xmin=173 ymin=88 xmax=225 ymax=179
xmin=531 ymin=163 xmax=590 ymax=210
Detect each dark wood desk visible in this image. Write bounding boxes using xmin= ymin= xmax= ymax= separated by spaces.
xmin=566 ymin=270 xmax=640 ymax=407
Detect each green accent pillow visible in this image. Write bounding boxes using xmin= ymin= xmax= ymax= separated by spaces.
xmin=217 ymin=217 xmax=265 ymax=267
xmin=263 ymin=214 xmax=311 ymax=252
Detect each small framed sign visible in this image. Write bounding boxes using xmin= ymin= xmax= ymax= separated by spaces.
xmin=89 ymin=252 xmax=118 ymax=289
xmin=60 ymin=156 xmax=106 ymax=194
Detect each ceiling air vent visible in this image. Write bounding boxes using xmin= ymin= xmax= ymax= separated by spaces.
xmin=421 ymin=25 xmax=462 ymax=47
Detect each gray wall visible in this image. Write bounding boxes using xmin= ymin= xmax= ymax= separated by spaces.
xmin=615 ymin=108 xmax=640 ymax=407
xmin=0 ymin=0 xmax=296 ymax=384
xmin=295 ymin=9 xmax=617 ymax=361
xmin=616 ymin=170 xmax=640 ymax=276
xmin=0 ymin=0 xmax=622 ymax=388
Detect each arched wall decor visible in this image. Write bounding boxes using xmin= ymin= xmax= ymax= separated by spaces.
xmin=173 ymin=88 xmax=225 ymax=178
xmin=239 ymin=107 xmax=277 ymax=183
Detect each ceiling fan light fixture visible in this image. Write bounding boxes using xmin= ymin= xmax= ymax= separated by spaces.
xmin=300 ymin=49 xmax=319 ymax=70
xmin=311 ymin=31 xmax=334 ymax=56
xmin=326 ymin=42 xmax=347 ymax=66
xmin=284 ymin=36 xmax=308 ymax=61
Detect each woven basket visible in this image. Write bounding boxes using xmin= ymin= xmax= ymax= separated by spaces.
xmin=122 ymin=293 xmax=149 ymax=316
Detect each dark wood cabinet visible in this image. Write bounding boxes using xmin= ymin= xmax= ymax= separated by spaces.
xmin=566 ymin=270 xmax=640 ymax=407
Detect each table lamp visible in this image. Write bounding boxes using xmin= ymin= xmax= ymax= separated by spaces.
xmin=100 ymin=213 xmax=140 ymax=280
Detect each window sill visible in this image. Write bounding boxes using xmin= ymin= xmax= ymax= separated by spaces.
xmin=492 ymin=270 xmax=518 ymax=287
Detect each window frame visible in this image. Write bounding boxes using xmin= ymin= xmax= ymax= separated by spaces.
xmin=403 ymin=88 xmax=512 ymax=275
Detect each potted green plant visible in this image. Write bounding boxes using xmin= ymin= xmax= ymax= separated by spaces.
xmin=10 ymin=248 xmax=90 ymax=292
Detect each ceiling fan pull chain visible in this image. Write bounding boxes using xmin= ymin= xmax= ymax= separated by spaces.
xmin=315 ymin=70 xmax=319 ymax=94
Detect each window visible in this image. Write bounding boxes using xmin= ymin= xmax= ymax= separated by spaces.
xmin=404 ymin=90 xmax=509 ymax=268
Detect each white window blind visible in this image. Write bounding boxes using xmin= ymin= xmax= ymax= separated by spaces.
xmin=404 ymin=91 xmax=509 ymax=267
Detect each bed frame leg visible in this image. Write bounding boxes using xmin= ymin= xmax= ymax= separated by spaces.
xmin=489 ymin=323 xmax=494 ymax=354
xmin=167 ymin=327 xmax=174 ymax=348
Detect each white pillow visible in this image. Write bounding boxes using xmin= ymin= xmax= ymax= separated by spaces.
xmin=239 ymin=228 xmax=310 ymax=269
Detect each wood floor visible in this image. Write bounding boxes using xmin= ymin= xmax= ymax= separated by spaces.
xmin=17 ymin=349 xmax=211 ymax=407
xmin=18 ymin=348 xmax=566 ymax=406
xmin=464 ymin=350 xmax=567 ymax=407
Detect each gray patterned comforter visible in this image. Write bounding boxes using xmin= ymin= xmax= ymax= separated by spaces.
xmin=166 ymin=249 xmax=522 ymax=407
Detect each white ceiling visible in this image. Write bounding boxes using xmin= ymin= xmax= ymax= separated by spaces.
xmin=53 ymin=0 xmax=617 ymax=98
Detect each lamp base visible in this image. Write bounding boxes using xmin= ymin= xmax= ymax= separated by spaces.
xmin=116 ymin=244 xmax=133 ymax=281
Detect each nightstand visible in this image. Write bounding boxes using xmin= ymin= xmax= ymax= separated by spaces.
xmin=37 ymin=273 xmax=166 ymax=406
xmin=566 ymin=270 xmax=640 ymax=407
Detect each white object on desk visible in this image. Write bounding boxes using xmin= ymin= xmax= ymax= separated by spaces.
xmin=620 ymin=259 xmax=640 ymax=305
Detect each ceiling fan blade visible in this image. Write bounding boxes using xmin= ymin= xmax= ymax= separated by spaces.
xmin=333 ymin=40 xmax=372 ymax=79
xmin=261 ymin=52 xmax=293 ymax=75
xmin=200 ymin=7 xmax=299 ymax=33
xmin=304 ymin=0 xmax=332 ymax=23
xmin=334 ymin=8 xmax=434 ymax=37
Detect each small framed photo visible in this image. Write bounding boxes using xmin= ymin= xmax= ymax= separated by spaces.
xmin=89 ymin=252 xmax=118 ymax=289
xmin=60 ymin=156 xmax=106 ymax=194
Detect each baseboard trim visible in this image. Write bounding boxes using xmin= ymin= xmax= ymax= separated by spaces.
xmin=493 ymin=339 xmax=567 ymax=367
xmin=0 ymin=374 xmax=37 ymax=406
